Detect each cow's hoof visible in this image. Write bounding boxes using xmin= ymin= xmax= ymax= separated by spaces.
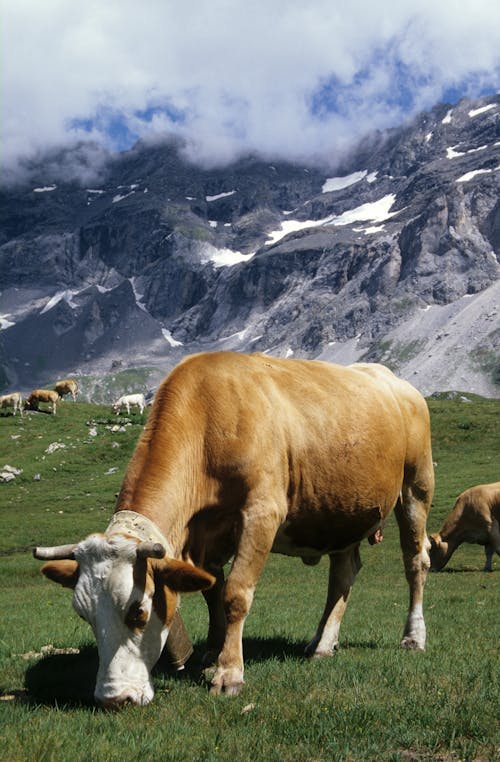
xmin=304 ymin=639 xmax=338 ymax=658
xmin=209 ymin=667 xmax=244 ymax=696
xmin=209 ymin=680 xmax=243 ymax=697
xmin=401 ymin=636 xmax=425 ymax=651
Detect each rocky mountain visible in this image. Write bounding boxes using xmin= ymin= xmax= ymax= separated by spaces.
xmin=0 ymin=95 xmax=499 ymax=400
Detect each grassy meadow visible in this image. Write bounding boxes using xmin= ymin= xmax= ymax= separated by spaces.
xmin=0 ymin=394 xmax=499 ymax=761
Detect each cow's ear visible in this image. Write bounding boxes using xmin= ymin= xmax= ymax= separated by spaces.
xmin=41 ymin=560 xmax=80 ymax=589
xmin=152 ymin=558 xmax=215 ymax=593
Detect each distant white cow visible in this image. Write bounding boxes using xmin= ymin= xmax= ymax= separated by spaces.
xmin=25 ymin=389 xmax=59 ymax=415
xmin=112 ymin=393 xmax=146 ymax=415
xmin=0 ymin=392 xmax=23 ymax=416
xmin=54 ymin=378 xmax=79 ymax=401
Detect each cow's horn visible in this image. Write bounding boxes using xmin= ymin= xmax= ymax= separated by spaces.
xmin=33 ymin=544 xmax=77 ymax=560
xmin=136 ymin=541 xmax=166 ymax=559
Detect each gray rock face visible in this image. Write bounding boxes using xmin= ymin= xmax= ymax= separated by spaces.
xmin=0 ymin=96 xmax=499 ymax=398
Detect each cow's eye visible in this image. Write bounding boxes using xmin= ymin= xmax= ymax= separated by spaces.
xmin=125 ymin=601 xmax=149 ymax=630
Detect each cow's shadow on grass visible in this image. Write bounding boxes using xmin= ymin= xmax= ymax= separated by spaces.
xmin=24 ymin=635 xmax=380 ymax=708
xmin=24 ymin=646 xmax=98 ymax=707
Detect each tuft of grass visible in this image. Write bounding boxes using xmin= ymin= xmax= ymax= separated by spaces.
xmin=0 ymin=396 xmax=499 ymax=761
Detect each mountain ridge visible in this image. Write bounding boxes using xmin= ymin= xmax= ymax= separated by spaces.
xmin=0 ymin=95 xmax=499 ymax=399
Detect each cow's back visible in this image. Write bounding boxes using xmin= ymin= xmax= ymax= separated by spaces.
xmin=157 ymin=353 xmax=429 ymax=523
xmin=451 ymin=482 xmax=500 ymax=528
xmin=350 ymin=362 xmax=433 ymax=480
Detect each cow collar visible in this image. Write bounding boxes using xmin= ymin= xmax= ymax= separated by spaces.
xmin=106 ymin=510 xmax=175 ymax=558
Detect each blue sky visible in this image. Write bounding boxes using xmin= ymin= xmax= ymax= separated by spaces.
xmin=2 ymin=0 xmax=500 ymax=179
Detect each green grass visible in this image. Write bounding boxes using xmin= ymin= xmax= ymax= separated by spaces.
xmin=0 ymin=397 xmax=499 ymax=762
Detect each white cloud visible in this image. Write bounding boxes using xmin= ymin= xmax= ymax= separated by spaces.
xmin=2 ymin=0 xmax=500 ymax=179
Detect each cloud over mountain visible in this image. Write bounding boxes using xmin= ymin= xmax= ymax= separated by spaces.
xmin=2 ymin=0 xmax=500 ymax=179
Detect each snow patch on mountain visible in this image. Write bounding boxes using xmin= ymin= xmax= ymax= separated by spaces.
xmin=206 ymin=190 xmax=236 ymax=202
xmin=113 ymin=190 xmax=135 ymax=203
xmin=0 ymin=314 xmax=15 ymax=330
xmin=327 ymin=194 xmax=398 ymax=226
xmin=199 ymin=244 xmax=254 ymax=267
xmin=469 ymin=103 xmax=497 ymax=118
xmin=41 ymin=290 xmax=78 ymax=313
xmin=129 ymin=278 xmax=148 ymax=312
xmin=446 ymin=145 xmax=466 ymax=159
xmin=456 ymin=168 xmax=494 ymax=183
xmin=266 ymin=194 xmax=399 ymax=245
xmin=162 ymin=329 xmax=183 ymax=347
xmin=322 ymin=171 xmax=367 ymax=193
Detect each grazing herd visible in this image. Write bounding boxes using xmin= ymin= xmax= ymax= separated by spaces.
xmin=26 ymin=352 xmax=499 ymax=708
xmin=0 ymin=378 xmax=81 ymax=416
xmin=0 ymin=379 xmax=146 ymax=418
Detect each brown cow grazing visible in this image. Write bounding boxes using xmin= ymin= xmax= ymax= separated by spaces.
xmin=54 ymin=379 xmax=79 ymax=401
xmin=26 ymin=389 xmax=60 ymax=415
xmin=0 ymin=391 xmax=23 ymax=416
xmin=34 ymin=352 xmax=434 ymax=707
xmin=430 ymin=482 xmax=500 ymax=572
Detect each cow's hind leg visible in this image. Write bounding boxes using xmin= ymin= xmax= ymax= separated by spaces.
xmin=394 ymin=481 xmax=432 ymax=650
xmin=305 ymin=545 xmax=361 ymax=658
xmin=210 ymin=496 xmax=284 ymax=696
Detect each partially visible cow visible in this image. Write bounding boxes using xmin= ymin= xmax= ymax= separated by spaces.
xmin=112 ymin=393 xmax=146 ymax=415
xmin=34 ymin=352 xmax=434 ymax=707
xmin=0 ymin=392 xmax=23 ymax=416
xmin=54 ymin=378 xmax=79 ymax=401
xmin=25 ymin=389 xmax=59 ymax=415
xmin=430 ymin=482 xmax=500 ymax=572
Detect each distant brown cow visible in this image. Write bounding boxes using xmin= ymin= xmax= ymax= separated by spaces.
xmin=26 ymin=389 xmax=60 ymax=415
xmin=430 ymin=482 xmax=500 ymax=572
xmin=54 ymin=379 xmax=79 ymax=401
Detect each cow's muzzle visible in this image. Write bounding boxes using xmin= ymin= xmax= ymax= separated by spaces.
xmin=96 ymin=687 xmax=153 ymax=709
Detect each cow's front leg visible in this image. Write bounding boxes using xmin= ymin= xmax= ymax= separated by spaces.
xmin=202 ymin=567 xmax=226 ymax=667
xmin=305 ymin=545 xmax=361 ymax=657
xmin=484 ymin=545 xmax=494 ymax=572
xmin=210 ymin=500 xmax=283 ymax=696
xmin=484 ymin=519 xmax=500 ymax=571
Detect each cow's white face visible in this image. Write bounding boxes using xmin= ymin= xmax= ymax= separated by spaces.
xmin=40 ymin=534 xmax=214 ymax=708
xmin=73 ymin=535 xmax=165 ymax=707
